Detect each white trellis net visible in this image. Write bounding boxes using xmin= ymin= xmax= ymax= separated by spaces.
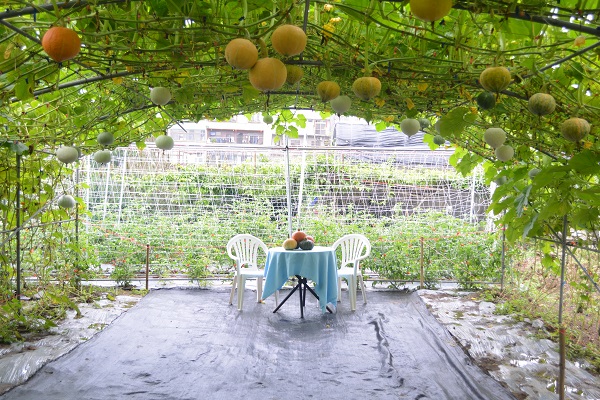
xmin=80 ymin=145 xmax=492 ymax=280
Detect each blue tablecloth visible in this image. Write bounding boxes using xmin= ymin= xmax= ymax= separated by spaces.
xmin=262 ymin=246 xmax=338 ymax=312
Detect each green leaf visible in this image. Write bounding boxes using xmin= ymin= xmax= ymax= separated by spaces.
xmin=9 ymin=142 xmax=29 ymax=155
xmin=454 ymin=151 xmax=481 ymax=176
xmin=375 ymin=121 xmax=387 ymax=131
xmin=242 ymin=85 xmax=260 ymax=103
xmin=571 ymin=207 xmax=599 ymax=228
xmin=514 ymin=184 xmax=532 ymax=217
xmin=531 ymin=166 xmax=570 ymax=188
xmin=542 ymin=254 xmax=560 ymax=274
xmin=14 ymin=78 xmax=33 ymax=101
xmin=565 ymin=62 xmax=585 ymax=82
xmin=439 ymin=107 xmax=476 ymax=136
xmin=173 ymin=86 xmax=196 ymax=103
xmin=405 ymin=108 xmax=419 ymax=118
xmin=568 ymin=150 xmax=600 ymax=175
xmin=522 ymin=212 xmax=539 ymax=239
xmin=46 ymin=292 xmax=82 ymax=317
xmin=295 ymin=114 xmax=307 ymax=128
xmin=286 ymin=125 xmax=299 ymax=138
xmin=575 ymin=188 xmax=600 ymax=206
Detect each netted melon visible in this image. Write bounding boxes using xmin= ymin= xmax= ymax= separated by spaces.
xmin=400 ymin=118 xmax=421 ymax=137
xmin=56 ymin=146 xmax=79 ymax=164
xmin=330 ymin=95 xmax=352 ymax=115
xmin=495 ymin=145 xmax=514 ymax=162
xmin=484 ymin=128 xmax=507 ymax=149
xmin=155 ymin=135 xmax=175 ymax=150
xmin=150 ymin=87 xmax=172 ymax=106
xmin=93 ymin=150 xmax=112 ymax=164
xmin=57 ymin=194 xmax=76 ymax=209
xmin=97 ymin=131 xmax=114 ymax=146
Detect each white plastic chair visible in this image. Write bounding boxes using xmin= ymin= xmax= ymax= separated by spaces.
xmin=331 ymin=234 xmax=371 ymax=311
xmin=227 ymin=234 xmax=275 ymax=311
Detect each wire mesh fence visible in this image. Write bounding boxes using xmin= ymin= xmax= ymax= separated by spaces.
xmin=79 ymin=144 xmax=500 ymax=288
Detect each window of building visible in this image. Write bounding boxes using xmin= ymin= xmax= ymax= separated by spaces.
xmin=314 ymin=120 xmax=327 ymax=136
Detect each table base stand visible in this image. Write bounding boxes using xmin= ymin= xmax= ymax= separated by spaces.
xmin=273 ymin=275 xmax=319 ymax=318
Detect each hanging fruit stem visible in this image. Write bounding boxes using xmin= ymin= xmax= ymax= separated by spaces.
xmin=257 ymin=38 xmax=268 ymax=58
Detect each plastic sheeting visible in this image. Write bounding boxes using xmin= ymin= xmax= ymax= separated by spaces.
xmin=333 ymin=123 xmax=428 ymax=148
xmin=420 ymin=290 xmax=600 ymax=400
xmin=0 ymin=288 xmax=517 ymax=400
xmin=0 ymin=294 xmax=141 ymax=395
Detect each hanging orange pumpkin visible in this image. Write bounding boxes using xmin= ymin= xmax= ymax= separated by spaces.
xmin=316 ymin=81 xmax=340 ymax=102
xmin=248 ymin=58 xmax=287 ymax=92
xmin=352 ymin=77 xmax=381 ymax=101
xmin=224 ymin=38 xmax=258 ymax=70
xmin=409 ymin=0 xmax=453 ymax=22
xmin=285 ymin=65 xmax=304 ymax=85
xmin=41 ymin=26 xmax=81 ymax=62
xmin=271 ymin=25 xmax=307 ymax=57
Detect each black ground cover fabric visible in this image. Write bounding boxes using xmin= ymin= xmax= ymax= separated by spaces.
xmin=0 ymin=288 xmax=517 ymax=400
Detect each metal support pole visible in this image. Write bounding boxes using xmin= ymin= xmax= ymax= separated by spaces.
xmin=75 ymin=168 xmax=81 ymax=288
xmin=419 ymin=237 xmax=424 ymax=289
xmin=15 ymin=154 xmax=21 ymax=300
xmin=500 ymin=224 xmax=506 ymax=291
xmin=117 ymin=149 xmax=128 ymax=227
xmin=284 ymin=141 xmax=293 ymax=238
xmin=145 ymin=244 xmax=150 ymax=291
xmin=469 ymin=173 xmax=476 ymax=223
xmin=558 ymin=215 xmax=567 ymax=400
xmin=101 ymin=160 xmax=112 ymax=221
